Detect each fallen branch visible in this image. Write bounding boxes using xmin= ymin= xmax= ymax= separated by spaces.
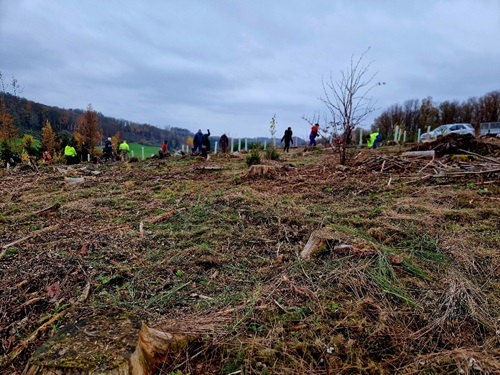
xmin=402 ymin=175 xmax=433 ymax=184
xmin=380 ymin=160 xmax=386 ymax=173
xmin=6 ymin=278 xmax=95 ymax=367
xmin=433 ymin=168 xmax=500 ymax=177
xmin=32 ymin=203 xmax=61 ymax=216
xmin=1 ymin=234 xmax=33 ymax=252
xmin=145 ymin=208 xmax=186 ymax=224
xmin=1 ymin=225 xmax=61 ymax=257
xmin=282 ymin=275 xmax=314 ymax=298
xmin=94 ymin=224 xmax=132 ymax=234
xmin=4 ymin=309 xmax=68 ymax=366
xmin=418 ymin=160 xmax=435 ymax=173
xmin=189 ymin=293 xmax=213 ymax=300
xmin=457 ymin=149 xmax=500 ymax=165
xmin=193 ymin=166 xmax=223 ymax=171
xmin=14 ymin=297 xmax=43 ymax=312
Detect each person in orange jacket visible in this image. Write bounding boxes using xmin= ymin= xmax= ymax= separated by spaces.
xmin=309 ymin=123 xmax=319 ymax=146
xmin=42 ymin=151 xmax=52 ymax=165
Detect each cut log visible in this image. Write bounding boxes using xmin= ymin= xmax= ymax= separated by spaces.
xmin=401 ymin=150 xmax=435 ymax=158
xmin=23 ymin=315 xmax=194 ymax=375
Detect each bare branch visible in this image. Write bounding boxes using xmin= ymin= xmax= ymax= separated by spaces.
xmin=319 ymin=48 xmax=379 ymax=164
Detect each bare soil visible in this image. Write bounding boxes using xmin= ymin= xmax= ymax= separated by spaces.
xmin=1 ymin=140 xmax=499 ymax=374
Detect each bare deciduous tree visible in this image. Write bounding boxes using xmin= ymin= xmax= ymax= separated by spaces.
xmin=418 ymin=97 xmax=440 ymax=130
xmin=403 ymin=99 xmax=420 ymax=136
xmin=478 ymin=91 xmax=500 ymax=123
xmin=320 ymin=49 xmax=378 ymax=164
xmin=439 ymin=100 xmax=462 ymax=125
xmin=374 ymin=90 xmax=499 ymax=137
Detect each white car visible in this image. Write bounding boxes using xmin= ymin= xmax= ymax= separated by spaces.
xmin=420 ymin=123 xmax=475 ymax=141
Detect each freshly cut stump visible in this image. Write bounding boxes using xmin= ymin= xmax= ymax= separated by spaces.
xmin=23 ymin=315 xmax=191 ymax=375
xmin=300 ymin=228 xmax=379 ymax=260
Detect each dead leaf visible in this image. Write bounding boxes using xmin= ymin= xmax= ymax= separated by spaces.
xmin=46 ymin=282 xmax=60 ymax=303
xmin=79 ymin=244 xmax=89 ymax=256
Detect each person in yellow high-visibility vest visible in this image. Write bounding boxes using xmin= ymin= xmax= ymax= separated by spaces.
xmin=119 ymin=140 xmax=130 ymax=161
xmin=64 ymin=144 xmax=78 ymax=165
xmin=367 ymin=132 xmax=383 ymax=149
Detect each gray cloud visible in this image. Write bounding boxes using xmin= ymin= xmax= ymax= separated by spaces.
xmin=1 ymin=0 xmax=499 ymax=138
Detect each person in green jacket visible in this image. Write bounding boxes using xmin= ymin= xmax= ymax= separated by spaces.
xmin=119 ymin=140 xmax=130 ymax=161
xmin=64 ymin=144 xmax=79 ymax=165
xmin=367 ymin=132 xmax=383 ymax=149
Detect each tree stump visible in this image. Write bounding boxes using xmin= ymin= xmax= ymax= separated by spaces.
xmin=244 ymin=164 xmax=276 ymax=178
xmin=23 ymin=315 xmax=192 ymax=375
xmin=300 ymin=229 xmax=338 ymax=260
xmin=300 ymin=228 xmax=379 ymax=260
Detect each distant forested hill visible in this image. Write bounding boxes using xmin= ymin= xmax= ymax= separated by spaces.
xmin=2 ymin=93 xmax=192 ymax=148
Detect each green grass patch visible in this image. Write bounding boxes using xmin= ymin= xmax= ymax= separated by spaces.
xmin=128 ymin=143 xmax=160 ymax=158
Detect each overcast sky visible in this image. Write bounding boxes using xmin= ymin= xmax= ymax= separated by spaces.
xmin=1 ymin=0 xmax=499 ymax=139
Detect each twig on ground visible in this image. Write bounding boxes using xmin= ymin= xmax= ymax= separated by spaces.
xmin=457 ymin=149 xmax=500 ymax=164
xmin=282 ymin=275 xmax=315 ymax=298
xmin=4 ymin=309 xmax=68 ymax=366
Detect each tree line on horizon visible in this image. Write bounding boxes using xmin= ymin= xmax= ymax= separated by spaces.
xmin=0 ymin=81 xmax=198 ymax=164
xmin=0 ymin=91 xmax=193 ymax=145
xmin=372 ymin=91 xmax=500 ymax=139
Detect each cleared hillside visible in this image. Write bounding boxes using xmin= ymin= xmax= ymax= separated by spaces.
xmin=1 ymin=141 xmax=499 ymax=374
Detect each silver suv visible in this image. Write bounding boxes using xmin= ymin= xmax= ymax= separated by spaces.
xmin=420 ymin=123 xmax=475 ymax=141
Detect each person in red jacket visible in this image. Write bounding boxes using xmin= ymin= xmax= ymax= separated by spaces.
xmin=159 ymin=140 xmax=168 ymax=158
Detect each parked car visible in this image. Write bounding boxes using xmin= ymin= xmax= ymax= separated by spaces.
xmin=420 ymin=123 xmax=475 ymax=141
xmin=479 ymin=122 xmax=500 ymax=136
